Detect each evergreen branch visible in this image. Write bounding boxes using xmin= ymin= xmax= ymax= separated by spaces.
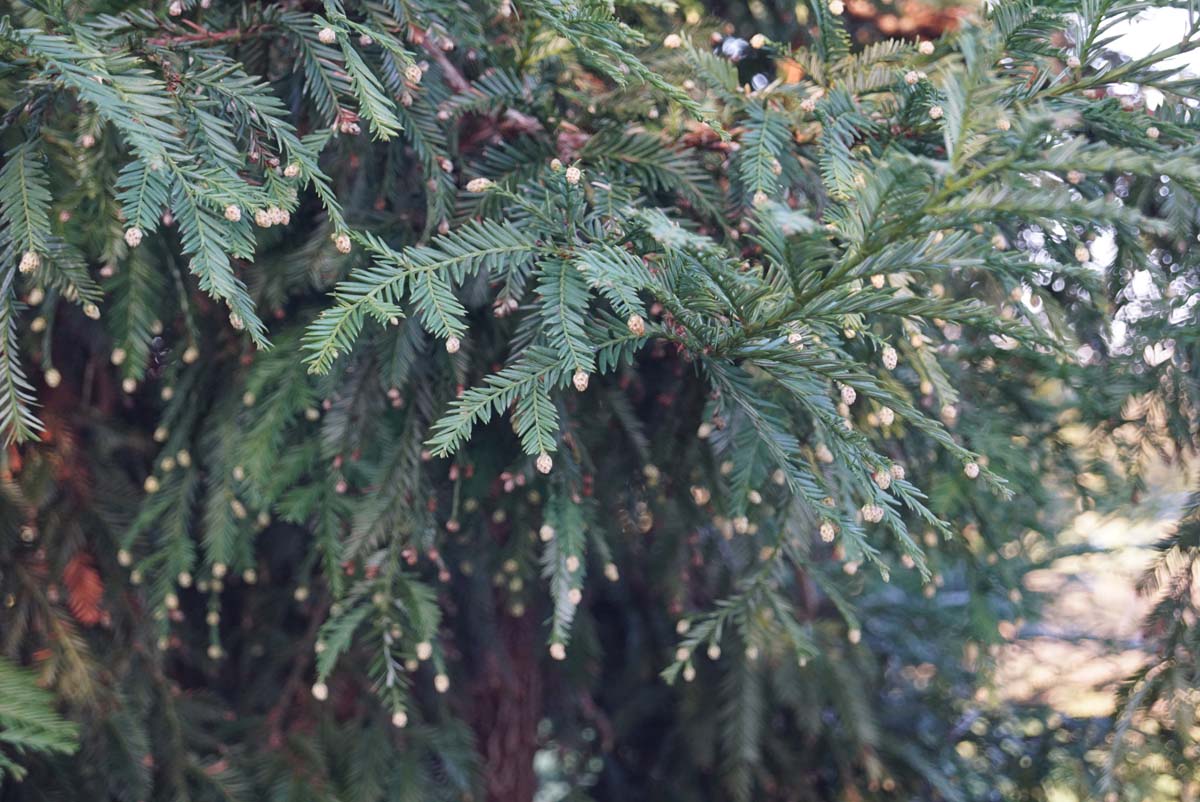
xmin=170 ymin=179 xmax=269 ymax=347
xmin=0 ymin=272 xmax=42 ymax=444
xmin=537 ymin=259 xmax=595 ymax=375
xmin=541 ymin=484 xmax=587 ymax=646
xmin=425 ymin=346 xmax=566 ymax=457
xmin=0 ymin=657 xmax=79 ymax=781
xmin=0 ymin=140 xmax=53 ymax=260
xmin=304 ymin=221 xmax=540 ymax=372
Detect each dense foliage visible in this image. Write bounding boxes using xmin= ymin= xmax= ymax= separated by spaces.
xmin=1 ymin=0 xmax=1199 ymax=799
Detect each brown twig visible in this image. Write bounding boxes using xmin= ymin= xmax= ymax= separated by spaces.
xmin=414 ymin=28 xmax=472 ymax=93
xmin=146 ymin=24 xmax=270 ymax=49
xmin=414 ymin=28 xmax=544 ymax=136
xmin=264 ymin=594 xmax=332 ymax=747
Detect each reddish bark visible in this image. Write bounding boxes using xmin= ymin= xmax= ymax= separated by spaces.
xmin=470 ymin=610 xmax=541 ymax=802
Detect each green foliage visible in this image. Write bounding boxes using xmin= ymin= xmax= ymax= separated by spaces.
xmin=1 ymin=0 xmax=1198 ymax=799
xmin=0 ymin=657 xmax=79 ymax=781
xmin=304 ymin=220 xmax=538 ymax=372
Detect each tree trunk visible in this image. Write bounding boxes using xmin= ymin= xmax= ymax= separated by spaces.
xmin=470 ymin=609 xmax=541 ymax=802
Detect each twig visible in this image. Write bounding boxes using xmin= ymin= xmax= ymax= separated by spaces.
xmin=414 ymin=28 xmax=472 ymax=93
xmin=146 ymin=24 xmax=270 ymax=48
xmin=415 ymin=28 xmax=544 ymax=134
xmin=264 ymin=594 xmax=331 ymax=747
